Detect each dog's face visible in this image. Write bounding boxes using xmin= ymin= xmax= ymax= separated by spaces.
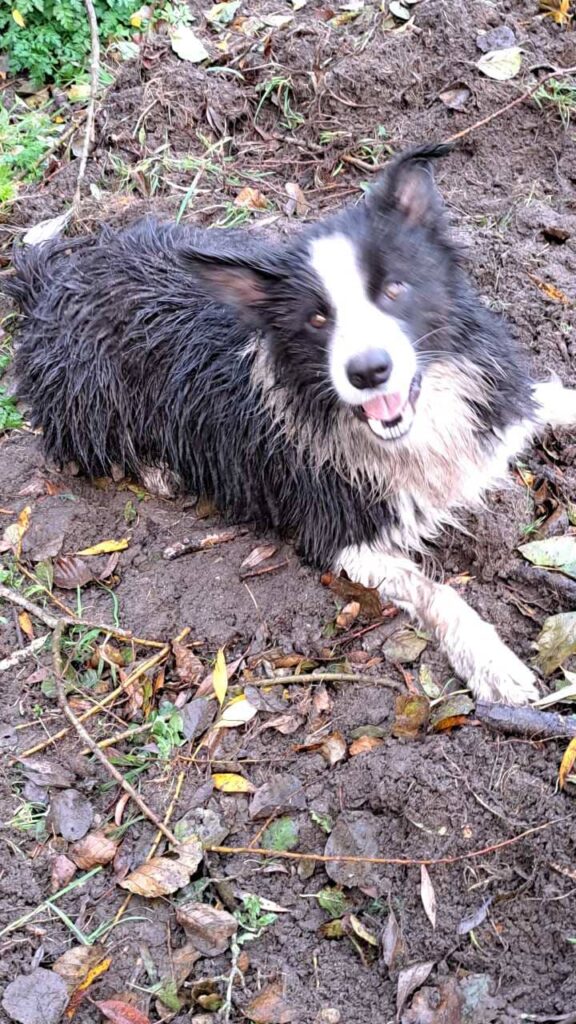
xmin=183 ymin=145 xmax=458 ymax=444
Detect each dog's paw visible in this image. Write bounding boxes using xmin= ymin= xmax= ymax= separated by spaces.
xmin=467 ymin=635 xmax=538 ymax=705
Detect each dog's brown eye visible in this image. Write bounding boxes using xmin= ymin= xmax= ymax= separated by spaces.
xmin=384 ymin=281 xmax=406 ymax=301
xmin=308 ymin=312 xmax=327 ymax=329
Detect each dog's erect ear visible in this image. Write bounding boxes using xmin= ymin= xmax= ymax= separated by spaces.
xmin=179 ymin=247 xmax=283 ymax=319
xmin=369 ymin=142 xmax=452 ymax=228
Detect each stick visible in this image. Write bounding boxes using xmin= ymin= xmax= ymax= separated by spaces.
xmin=73 ymin=0 xmax=100 ymax=208
xmin=52 ymin=620 xmax=178 ymax=845
xmin=443 ymin=65 xmax=576 ymax=145
xmin=163 ymin=527 xmax=249 ymax=561
xmin=0 ymin=635 xmax=50 ymax=673
xmin=476 ymin=701 xmax=576 ymax=740
xmin=206 ymin=818 xmax=562 ymax=868
xmin=242 ymin=672 xmax=400 ymax=689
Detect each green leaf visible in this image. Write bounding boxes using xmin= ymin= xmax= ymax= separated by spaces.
xmin=310 ymin=810 xmax=334 ymax=834
xmin=519 ymin=535 xmax=576 ymax=580
xmin=317 ymin=886 xmax=348 ymax=919
xmin=261 ymin=816 xmax=299 ymax=851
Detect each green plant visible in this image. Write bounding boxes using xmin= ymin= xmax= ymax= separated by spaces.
xmin=149 ymin=702 xmax=186 ymax=759
xmin=255 ymin=76 xmax=303 ymax=131
xmin=235 ymin=894 xmax=278 ymax=941
xmin=0 ymin=102 xmax=65 ymax=204
xmin=534 ymin=78 xmax=576 ymax=128
xmin=0 ymin=353 xmax=23 ymax=433
xmin=2 ymin=0 xmax=139 ymax=84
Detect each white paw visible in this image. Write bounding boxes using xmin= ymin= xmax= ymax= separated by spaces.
xmin=466 ymin=632 xmax=538 ymax=705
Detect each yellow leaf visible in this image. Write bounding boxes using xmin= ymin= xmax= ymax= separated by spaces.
xmin=76 ymin=538 xmax=129 ymax=555
xmin=18 ymin=611 xmax=34 ymax=640
xmin=559 ymin=736 xmax=576 ymax=788
xmin=212 ymin=648 xmax=228 ymax=705
xmin=16 ymin=505 xmax=31 ymax=557
xmin=214 ymin=694 xmax=258 ymax=728
xmin=130 ymin=12 xmax=142 ymax=25
xmin=12 ymin=8 xmax=26 ymax=26
xmin=212 ymin=772 xmax=255 ymax=793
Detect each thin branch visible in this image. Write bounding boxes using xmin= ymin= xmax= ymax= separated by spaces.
xmin=52 ymin=619 xmax=178 ymax=845
xmin=206 ymin=818 xmax=563 ymax=867
xmin=444 ymin=64 xmax=576 ymax=145
xmin=0 ymin=634 xmax=50 ymax=673
xmin=73 ymin=0 xmax=100 ymax=208
xmin=243 ymin=672 xmax=400 ymax=689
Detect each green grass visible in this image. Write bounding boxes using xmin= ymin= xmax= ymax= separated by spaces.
xmin=255 ymin=75 xmax=304 ymax=131
xmin=0 ymin=103 xmax=65 ymax=204
xmin=534 ymin=78 xmax=576 ymax=128
xmin=0 ymin=353 xmax=23 ymax=433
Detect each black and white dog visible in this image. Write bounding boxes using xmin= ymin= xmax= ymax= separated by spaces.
xmin=6 ymin=144 xmax=576 ymax=704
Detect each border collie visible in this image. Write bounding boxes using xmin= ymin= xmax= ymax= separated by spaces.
xmin=5 ymin=144 xmax=576 ymax=705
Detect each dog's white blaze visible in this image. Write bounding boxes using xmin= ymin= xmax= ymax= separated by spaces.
xmin=533 ymin=380 xmax=576 ymax=428
xmin=336 ymin=544 xmax=538 ymax=705
xmin=309 ymin=234 xmax=417 ymax=407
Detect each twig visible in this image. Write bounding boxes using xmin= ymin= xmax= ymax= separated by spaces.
xmin=0 ymin=634 xmax=50 ymax=673
xmin=341 ymin=153 xmax=381 ymax=174
xmin=73 ymin=0 xmax=100 ymax=208
xmin=206 ymin=818 xmax=563 ymax=867
xmin=52 ymin=619 xmax=178 ymax=844
xmin=103 ymin=770 xmax=186 ymax=937
xmin=15 ymin=628 xmax=189 ymax=761
xmin=243 ymin=672 xmax=400 ymax=689
xmin=163 ymin=527 xmax=249 ymax=561
xmin=0 ymin=583 xmax=61 ymax=630
xmin=476 ymin=701 xmax=576 ymax=740
xmin=444 ymin=65 xmax=576 ymax=145
xmin=80 ymin=720 xmax=154 ymax=755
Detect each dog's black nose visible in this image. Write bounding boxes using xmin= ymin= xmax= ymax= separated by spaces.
xmin=346 ymin=350 xmax=392 ymax=391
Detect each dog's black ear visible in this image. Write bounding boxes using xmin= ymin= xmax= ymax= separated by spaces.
xmin=369 ymin=142 xmax=452 ymax=228
xmin=179 ymin=247 xmax=283 ymax=318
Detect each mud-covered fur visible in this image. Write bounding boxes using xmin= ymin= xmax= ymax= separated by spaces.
xmin=6 ymin=145 xmax=576 ymax=703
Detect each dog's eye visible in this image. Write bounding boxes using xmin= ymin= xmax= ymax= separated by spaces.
xmin=308 ymin=312 xmax=328 ymax=330
xmin=383 ymin=281 xmax=407 ymax=301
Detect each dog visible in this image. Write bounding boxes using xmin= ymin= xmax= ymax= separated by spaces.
xmin=5 ymin=143 xmax=576 ymax=705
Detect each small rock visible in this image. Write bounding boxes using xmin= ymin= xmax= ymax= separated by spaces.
xmin=315 ymin=1011 xmax=341 ymax=1023
xmin=249 ymin=773 xmax=306 ymax=819
xmin=324 ymin=811 xmax=380 ymax=888
xmin=49 ymin=789 xmax=93 ymax=841
xmin=174 ymin=807 xmax=229 ymax=847
xmin=476 ymin=25 xmax=515 ymax=52
xmin=2 ymin=968 xmax=68 ymax=1024
xmin=176 ymin=903 xmax=237 ymax=956
xmin=180 ymin=698 xmax=216 ymax=740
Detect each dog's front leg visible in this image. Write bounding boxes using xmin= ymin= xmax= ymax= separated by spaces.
xmin=337 ymin=545 xmax=538 ymax=705
xmin=533 ymin=380 xmax=576 ymax=428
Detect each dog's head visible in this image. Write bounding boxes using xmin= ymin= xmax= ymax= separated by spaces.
xmin=181 ymin=143 xmax=459 ymax=444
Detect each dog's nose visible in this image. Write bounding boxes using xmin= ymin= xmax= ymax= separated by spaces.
xmin=346 ymin=350 xmax=392 ymax=391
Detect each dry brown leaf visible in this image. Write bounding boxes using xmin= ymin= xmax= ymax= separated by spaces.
xmin=176 ymin=902 xmax=238 ymax=955
xmin=52 ymin=944 xmax=108 ymax=991
xmin=528 ymin=272 xmax=572 ymax=305
xmin=320 ymin=730 xmax=347 ymax=766
xmin=391 ymin=694 xmax=430 ymax=740
xmin=284 ymin=181 xmax=309 ymax=217
xmin=349 ymin=735 xmax=384 ymax=757
xmin=18 ymin=610 xmax=34 ymax=639
xmin=51 ymin=854 xmax=77 ymax=893
xmin=69 ymin=830 xmax=118 ymax=869
xmin=235 ymin=186 xmax=268 ymax=210
xmin=381 ymin=907 xmax=404 ymax=971
xmin=336 ymin=601 xmax=361 ymax=629
xmin=348 ymin=913 xmax=378 ymax=946
xmin=240 ymin=543 xmax=278 ymax=570
xmin=420 ymin=865 xmax=437 ymax=929
xmin=539 ymin=0 xmax=572 ymax=25
xmin=119 ymin=838 xmax=203 ymax=897
xmin=94 ymin=1000 xmax=151 ymax=1024
xmin=321 ymin=572 xmax=382 ymax=620
xmin=172 ymin=642 xmax=204 ymax=686
xmin=397 ymin=962 xmax=435 ymax=1017
xmin=260 ymin=712 xmax=303 ymax=735
xmin=64 ymin=957 xmax=111 ymax=1018
xmin=559 ymin=736 xmax=576 ymax=789
xmin=243 ymin=980 xmax=296 ymax=1023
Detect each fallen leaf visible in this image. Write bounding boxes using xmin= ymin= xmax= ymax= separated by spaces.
xmin=418 ymin=664 xmax=441 ymax=699
xmin=438 ymin=83 xmax=471 ymax=111
xmin=381 ymin=907 xmax=404 ymax=971
xmin=249 ymin=773 xmax=307 ymax=819
xmin=259 ymin=712 xmax=303 ymax=735
xmin=180 ymin=697 xmax=216 ymax=739
xmin=212 ymin=648 xmax=228 ymax=705
xmin=243 ymin=980 xmax=296 ymax=1023
xmin=324 ymin=811 xmax=380 ymax=888
xmin=53 ymin=555 xmax=97 ymax=589
xmin=235 ymin=186 xmax=268 ymax=210
xmin=0 ymin=504 xmax=31 ymax=557
xmin=67 ymin=82 xmax=91 ymax=102
xmin=389 ymin=0 xmax=410 ymax=19
xmin=559 ymin=736 xmax=576 ymax=788
xmin=284 ymin=181 xmax=309 ymax=217
xmin=212 ymin=772 xmax=255 ymax=793
xmin=476 ymin=25 xmax=516 ymax=52
xmin=535 ymin=612 xmax=576 ymax=676
xmin=19 ymin=756 xmax=74 ymax=789
xmin=527 ymin=273 xmax=571 ymax=305
xmin=23 ymin=210 xmax=72 ymax=246
xmin=76 ymin=538 xmax=129 ymax=555
xmin=214 ymin=693 xmax=258 ymax=728
xmin=170 ymin=24 xmax=209 ymax=61
xmin=119 ymin=838 xmax=203 ymax=897
xmin=336 ymin=601 xmax=361 ymax=629
xmin=240 ymin=543 xmax=278 ymax=570
xmin=176 ymin=903 xmax=237 ymax=955
xmin=456 ymin=897 xmax=492 ymax=936
xmin=420 ymin=865 xmax=437 ymax=929
xmin=535 ymin=673 xmax=576 ymax=708
xmin=349 ymin=735 xmax=384 ymax=756
xmin=94 ymin=1000 xmax=151 ymax=1024
xmin=348 ymin=913 xmax=378 ymax=946
xmin=429 ymin=693 xmax=474 ymax=731
xmin=322 ymin=572 xmax=382 ymax=620
xmin=12 ymin=9 xmax=26 ymax=27
xmin=320 ymin=730 xmax=347 ymax=766
xmin=51 ymin=854 xmax=77 ymax=892
xmin=64 ymin=957 xmax=111 ymax=1018
xmin=2 ymin=969 xmax=68 ymax=1024
xmin=172 ymin=643 xmax=204 ymax=686
xmin=539 ymin=0 xmax=572 ymax=26
xmin=396 ymin=962 xmax=435 ymax=1018
xmin=205 ymin=0 xmax=241 ymax=26
xmin=261 ymin=12 xmax=293 ymax=26
xmin=477 ymin=46 xmax=522 ymax=81
xmin=383 ymin=627 xmax=428 ymax=664
xmin=52 ymin=944 xmax=108 ymax=992
xmin=391 ymin=694 xmax=430 ymax=740
xmin=18 ymin=611 xmax=34 ymax=640
xmin=49 ymin=789 xmax=94 ymax=841
xmin=69 ymin=830 xmax=118 ymax=869
xmin=520 ymin=535 xmax=576 ymax=579
xmin=262 ymin=816 xmax=299 ymax=851
xmin=317 ymin=886 xmax=348 ymax=918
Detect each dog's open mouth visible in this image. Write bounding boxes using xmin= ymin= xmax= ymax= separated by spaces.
xmin=356 ymin=373 xmax=422 ymax=441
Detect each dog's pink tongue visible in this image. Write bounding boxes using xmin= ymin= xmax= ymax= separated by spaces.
xmin=362 ymin=392 xmax=405 ymax=422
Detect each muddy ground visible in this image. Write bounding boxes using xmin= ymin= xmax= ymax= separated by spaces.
xmin=1 ymin=1 xmax=576 ymax=1022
